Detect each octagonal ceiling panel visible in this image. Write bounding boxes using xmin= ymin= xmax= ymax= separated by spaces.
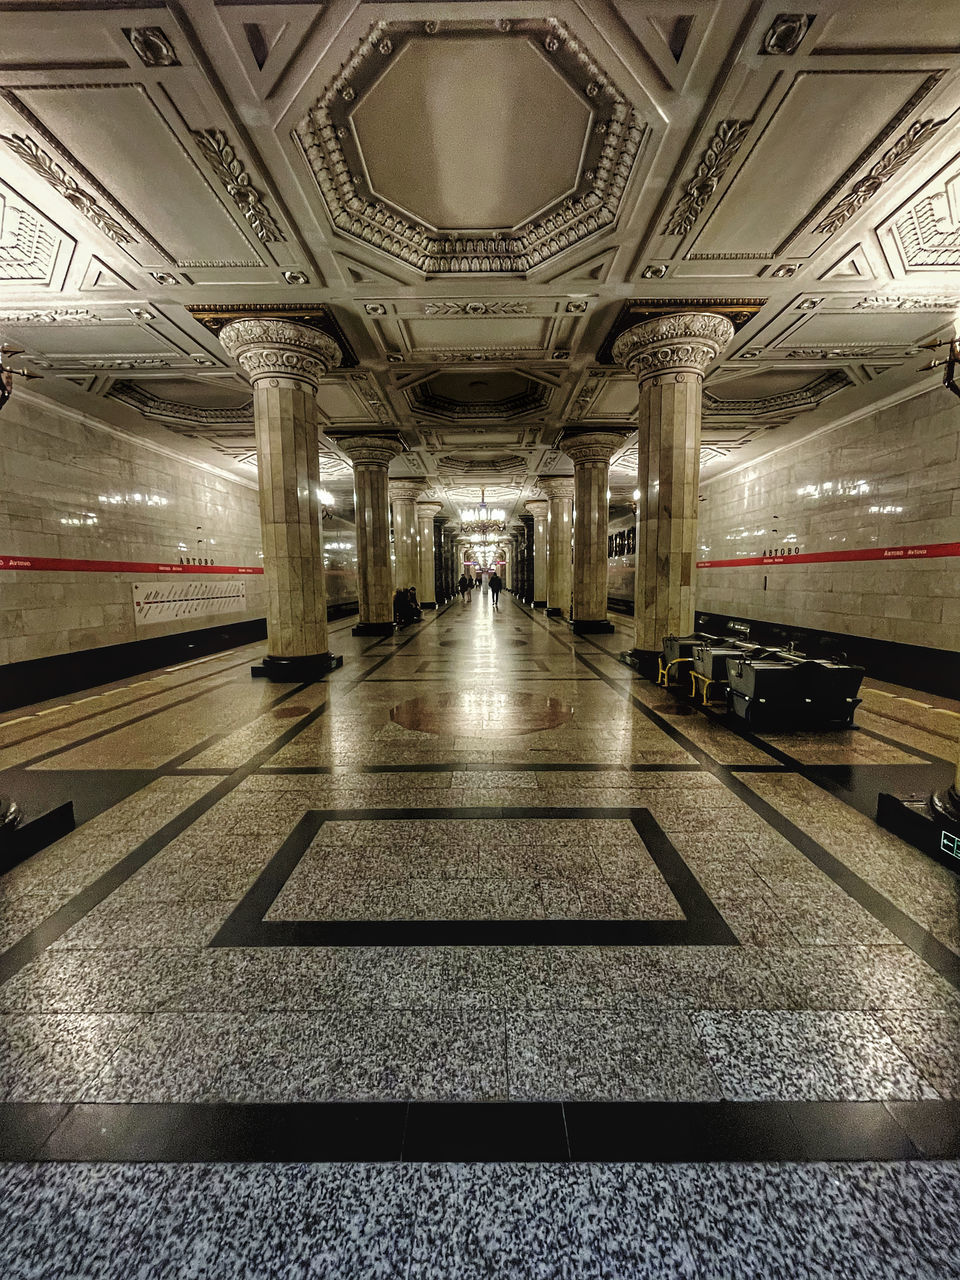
xmin=352 ymin=38 xmax=589 ymax=230
xmin=295 ymin=18 xmax=647 ymax=274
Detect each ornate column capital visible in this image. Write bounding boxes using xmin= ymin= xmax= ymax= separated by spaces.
xmin=611 ymin=312 xmax=734 ymax=383
xmin=558 ymin=431 xmax=626 ymax=466
xmin=525 ymin=499 xmax=549 ymax=517
xmin=536 ymin=476 xmax=575 ymax=500
xmin=389 ymin=481 xmax=425 ymax=503
xmin=416 ymin=500 xmax=444 ymax=519
xmin=338 ymin=435 xmax=403 ymax=468
xmin=219 ymin=317 xmax=342 ymax=391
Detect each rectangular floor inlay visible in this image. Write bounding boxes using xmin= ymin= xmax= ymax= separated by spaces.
xmin=211 ymin=807 xmax=738 ymax=948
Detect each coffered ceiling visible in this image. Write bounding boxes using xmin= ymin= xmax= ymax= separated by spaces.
xmin=2 ymin=0 xmax=959 ymax=521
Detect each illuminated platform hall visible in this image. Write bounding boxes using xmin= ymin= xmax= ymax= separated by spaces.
xmin=0 ymin=1 xmax=959 ymax=1275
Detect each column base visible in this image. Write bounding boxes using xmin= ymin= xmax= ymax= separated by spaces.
xmin=351 ymin=621 xmax=396 ymax=637
xmin=931 ymin=784 xmax=960 ymax=827
xmin=251 ymin=652 xmax=343 ymax=682
xmin=533 ymin=599 xmax=548 ymax=609
xmin=620 ymin=648 xmax=660 ymax=679
xmin=877 ymin=790 xmax=960 ymax=873
xmin=545 ymin=607 xmax=566 ymax=619
xmin=570 ymin=619 xmax=615 ymax=635
xmin=421 ymin=601 xmax=438 ymax=610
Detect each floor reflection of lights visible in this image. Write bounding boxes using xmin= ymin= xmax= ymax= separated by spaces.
xmin=389 ymin=689 xmax=574 ymax=736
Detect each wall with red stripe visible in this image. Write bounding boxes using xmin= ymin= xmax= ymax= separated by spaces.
xmin=0 ymin=395 xmax=266 ymax=665
xmin=696 ymin=386 xmax=960 ymax=653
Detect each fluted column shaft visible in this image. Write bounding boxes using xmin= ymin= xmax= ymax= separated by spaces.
xmin=416 ymin=501 xmax=443 ymax=608
xmin=525 ymin=500 xmax=549 ymax=607
xmin=613 ymin=313 xmax=734 ymax=659
xmin=390 ymin=483 xmax=422 ymax=593
xmin=560 ymin=434 xmax=624 ymax=634
xmin=539 ymin=477 xmax=574 ymax=619
xmin=219 ymin=318 xmax=342 ymax=680
xmin=339 ymin=437 xmax=401 ymax=636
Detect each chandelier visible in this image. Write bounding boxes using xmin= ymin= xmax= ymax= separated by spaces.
xmin=459 ymin=489 xmax=506 ymax=535
xmin=0 ymin=344 xmax=41 ymax=413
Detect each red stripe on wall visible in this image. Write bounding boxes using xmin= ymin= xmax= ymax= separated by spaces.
xmin=0 ymin=555 xmax=264 ymax=575
xmin=697 ymin=541 xmax=960 ymax=569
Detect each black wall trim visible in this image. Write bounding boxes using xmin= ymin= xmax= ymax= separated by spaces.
xmin=694 ymin=610 xmax=960 ymax=701
xmin=2 ymin=1099 xmax=956 ymax=1163
xmin=0 ymin=619 xmax=268 ymax=713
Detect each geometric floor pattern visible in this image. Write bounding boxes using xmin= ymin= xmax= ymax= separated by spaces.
xmin=1 ymin=595 xmax=958 ymax=1275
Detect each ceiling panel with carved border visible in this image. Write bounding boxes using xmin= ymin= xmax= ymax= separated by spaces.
xmin=0 ymin=0 xmax=957 ymax=521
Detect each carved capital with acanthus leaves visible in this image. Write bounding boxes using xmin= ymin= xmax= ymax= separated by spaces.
xmin=338 ymin=435 xmax=403 ymax=469
xmin=416 ymin=501 xmax=444 ymax=521
xmin=558 ymin=432 xmax=626 ymax=467
xmin=612 ymin=312 xmax=734 ymax=384
xmin=536 ymin=476 xmax=575 ymax=501
xmin=219 ymin=318 xmax=341 ymax=392
xmin=389 ymin=481 xmax=425 ymax=504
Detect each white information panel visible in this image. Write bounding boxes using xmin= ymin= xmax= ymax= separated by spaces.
xmin=131 ymin=580 xmax=246 ymax=627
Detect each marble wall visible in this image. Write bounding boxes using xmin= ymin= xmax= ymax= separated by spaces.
xmin=0 ymin=393 xmax=265 ymax=665
xmin=696 ymin=387 xmax=960 ymax=652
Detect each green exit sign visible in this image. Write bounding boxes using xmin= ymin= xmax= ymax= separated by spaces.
xmin=942 ymin=830 xmax=960 ymax=862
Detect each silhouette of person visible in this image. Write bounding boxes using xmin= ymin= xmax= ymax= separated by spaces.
xmin=489 ymin=571 xmax=502 ymax=610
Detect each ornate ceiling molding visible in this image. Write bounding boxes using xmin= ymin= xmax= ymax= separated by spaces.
xmin=0 ymin=133 xmax=132 ymax=245
xmin=663 ymin=120 xmax=751 ymax=237
xmin=853 ymin=293 xmax=960 ymax=310
xmin=107 ymin=381 xmax=253 ymax=426
xmin=0 ymin=182 xmax=63 ymax=284
xmin=294 ymin=18 xmax=646 ymax=274
xmin=436 ymin=452 xmax=527 ymax=474
xmin=889 ymin=168 xmax=960 ymax=269
xmin=407 ymin=374 xmax=549 ymax=422
xmin=702 ymin=371 xmax=854 ymax=422
xmin=814 ymin=118 xmax=948 ymax=237
xmin=190 ymin=129 xmax=285 ymax=245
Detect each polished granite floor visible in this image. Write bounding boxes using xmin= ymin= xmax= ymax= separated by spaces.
xmin=1 ymin=595 xmax=958 ymax=1277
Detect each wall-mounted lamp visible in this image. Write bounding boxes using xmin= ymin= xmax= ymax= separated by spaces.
xmin=0 ymin=344 xmax=41 ymax=412
xmin=918 ymin=336 xmax=960 ymax=401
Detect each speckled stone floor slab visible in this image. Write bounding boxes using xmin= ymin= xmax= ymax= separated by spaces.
xmin=2 ymin=602 xmax=960 ymax=1272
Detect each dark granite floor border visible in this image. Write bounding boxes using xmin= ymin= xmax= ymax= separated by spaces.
xmin=210 ymin=806 xmax=738 ymax=948
xmin=515 ymin=602 xmax=960 ymax=990
xmin=1 ymin=1099 xmax=957 ymax=1163
xmin=0 ymin=603 xmax=453 ymax=984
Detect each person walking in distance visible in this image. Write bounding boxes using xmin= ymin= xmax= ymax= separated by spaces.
xmin=489 ymin=569 xmax=502 ymax=610
xmin=458 ymin=572 xmax=470 ymax=604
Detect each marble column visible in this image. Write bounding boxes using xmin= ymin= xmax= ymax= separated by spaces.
xmin=613 ymin=313 xmax=734 ymax=667
xmin=390 ymin=482 xmax=423 ymax=595
xmin=338 ymin=435 xmax=402 ymax=637
xmin=525 ymin=499 xmax=548 ymax=608
xmin=416 ymin=501 xmax=443 ymax=608
xmin=538 ymin=476 xmax=574 ymax=619
xmin=219 ymin=317 xmax=342 ymax=680
xmin=560 ymin=433 xmax=624 ymax=634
